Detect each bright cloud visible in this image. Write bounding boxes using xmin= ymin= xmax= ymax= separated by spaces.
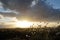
xmin=30 ymin=0 xmax=38 ymax=7
xmin=0 ymin=14 xmax=17 ymax=24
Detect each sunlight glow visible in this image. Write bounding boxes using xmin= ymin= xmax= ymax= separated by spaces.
xmin=13 ymin=20 xmax=60 ymax=28
xmin=15 ymin=20 xmax=33 ymax=28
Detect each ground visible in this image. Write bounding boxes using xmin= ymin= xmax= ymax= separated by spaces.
xmin=0 ymin=27 xmax=60 ymax=40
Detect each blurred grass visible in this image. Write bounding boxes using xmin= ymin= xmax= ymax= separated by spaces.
xmin=0 ymin=26 xmax=60 ymax=40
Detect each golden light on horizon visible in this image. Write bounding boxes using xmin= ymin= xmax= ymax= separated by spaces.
xmin=13 ymin=19 xmax=60 ymax=28
xmin=14 ymin=20 xmax=47 ymax=28
xmin=15 ymin=20 xmax=33 ymax=28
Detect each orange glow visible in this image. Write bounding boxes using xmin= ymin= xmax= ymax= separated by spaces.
xmin=15 ymin=20 xmax=33 ymax=28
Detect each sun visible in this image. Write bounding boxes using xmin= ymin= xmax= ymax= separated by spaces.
xmin=15 ymin=20 xmax=33 ymax=28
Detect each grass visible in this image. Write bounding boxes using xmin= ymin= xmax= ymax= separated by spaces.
xmin=0 ymin=26 xmax=60 ymax=40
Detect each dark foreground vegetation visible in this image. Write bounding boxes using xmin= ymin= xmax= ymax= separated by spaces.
xmin=0 ymin=26 xmax=60 ymax=40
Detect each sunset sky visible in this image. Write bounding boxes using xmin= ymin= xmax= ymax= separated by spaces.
xmin=0 ymin=0 xmax=60 ymax=28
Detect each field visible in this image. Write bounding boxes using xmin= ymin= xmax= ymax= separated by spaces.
xmin=0 ymin=26 xmax=60 ymax=40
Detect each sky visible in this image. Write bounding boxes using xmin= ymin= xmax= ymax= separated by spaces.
xmin=0 ymin=0 xmax=60 ymax=28
xmin=46 ymin=0 xmax=60 ymax=9
xmin=0 ymin=0 xmax=60 ymax=21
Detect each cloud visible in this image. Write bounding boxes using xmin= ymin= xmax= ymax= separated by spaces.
xmin=0 ymin=0 xmax=33 ymax=11
xmin=0 ymin=15 xmax=60 ymax=28
xmin=0 ymin=1 xmax=19 ymax=14
xmin=0 ymin=0 xmax=60 ymax=22
xmin=30 ymin=0 xmax=38 ymax=7
xmin=0 ymin=14 xmax=18 ymax=28
xmin=0 ymin=14 xmax=18 ymax=22
xmin=0 ymin=14 xmax=4 ymax=18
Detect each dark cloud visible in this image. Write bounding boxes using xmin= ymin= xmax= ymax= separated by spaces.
xmin=0 ymin=0 xmax=60 ymax=21
xmin=0 ymin=0 xmax=33 ymax=11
